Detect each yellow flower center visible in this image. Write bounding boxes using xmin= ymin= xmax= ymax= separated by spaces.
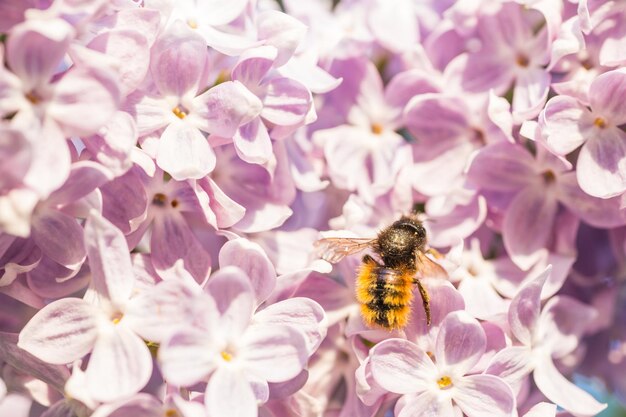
xmin=371 ymin=123 xmax=384 ymax=135
xmin=187 ymin=19 xmax=198 ymax=29
xmin=172 ymin=106 xmax=187 ymax=119
xmin=111 ymin=311 xmax=124 ymax=324
xmin=165 ymin=409 xmax=179 ymax=417
xmin=152 ymin=192 xmax=168 ymax=206
xmin=516 ymin=54 xmax=530 ymax=67
xmin=437 ymin=375 xmax=453 ymax=389
xmin=221 ymin=351 xmax=233 ymax=362
xmin=594 ymin=117 xmax=607 ymax=129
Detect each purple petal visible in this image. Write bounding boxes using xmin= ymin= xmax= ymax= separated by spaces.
xmin=404 ymin=94 xmax=469 ymax=142
xmin=508 ymin=266 xmax=549 ymax=346
xmin=84 ymin=210 xmax=134 ymax=303
xmin=523 ymin=402 xmax=556 ymax=417
xmin=151 ymin=211 xmax=211 ymax=284
xmin=537 ymin=295 xmax=597 ymax=358
xmin=253 ymin=298 xmax=327 ymax=353
xmin=450 ymin=53 xmax=513 ymax=94
xmin=156 ymin=121 xmax=216 ymax=180
xmin=435 ymin=311 xmax=486 ymax=377
xmin=206 ymin=266 xmax=255 ymax=339
xmin=27 ymin=258 xmax=89 ymax=299
xmin=454 ymin=374 xmax=515 ymax=417
xmin=125 ymin=279 xmax=201 ymax=343
xmin=231 ymin=46 xmax=277 ymax=87
xmin=485 ymin=346 xmax=534 ymax=392
xmin=261 ymin=77 xmax=312 ymax=126
xmin=241 ymin=324 xmax=308 ymax=382
xmin=589 ymin=68 xmax=626 ymax=125
xmin=101 ymin=169 xmax=148 ymax=235
xmin=86 ymin=29 xmax=150 ymax=97
xmin=89 ymin=393 xmax=162 ymax=417
xmin=397 ymin=391 xmax=455 ymax=417
xmin=257 ymin=10 xmax=306 ymax=67
xmin=370 ymin=338 xmax=436 ymax=394
xmin=6 ymin=19 xmax=74 ymax=89
xmin=557 ymin=172 xmax=626 ymax=227
xmin=576 ymin=128 xmax=626 ymax=198
xmin=83 ymin=111 xmax=137 ymax=176
xmin=233 ymin=118 xmax=273 ymax=164
xmin=533 ymin=354 xmax=606 ymax=415
xmin=197 ymin=178 xmax=246 ymax=229
xmin=467 ymin=142 xmax=536 ymax=191
xmin=218 ymin=238 xmax=276 ymax=306
xmin=542 ymin=95 xmax=590 ymax=155
xmin=47 ymin=161 xmax=113 ymax=207
xmin=207 ymin=367 xmax=257 ymax=417
xmin=191 ymin=81 xmax=262 ymax=137
xmin=512 ymin=67 xmax=550 ymax=122
xmin=31 ymin=209 xmax=85 ymax=269
xmin=85 ymin=326 xmax=152 ymax=402
xmin=150 ymin=21 xmax=206 ymax=98
xmin=50 ymin=67 xmax=120 ymax=137
xmin=159 ymin=329 xmax=216 ymax=386
xmin=18 ymin=298 xmax=98 ymax=364
xmin=385 ymin=69 xmax=440 ymax=110
xmin=503 ymin=186 xmax=558 ymax=270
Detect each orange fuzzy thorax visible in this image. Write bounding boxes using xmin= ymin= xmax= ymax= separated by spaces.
xmin=355 ymin=259 xmax=415 ymax=330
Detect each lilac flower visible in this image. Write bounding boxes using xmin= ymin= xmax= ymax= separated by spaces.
xmin=486 ymin=267 xmax=607 ymax=415
xmin=540 ymin=69 xmax=626 ymax=198
xmin=369 ymin=311 xmax=515 ymax=417
xmin=127 ymin=21 xmax=261 ymax=180
xmin=468 ymin=141 xmax=626 ymax=270
xmin=158 ymin=266 xmax=325 ymax=417
xmin=18 ymin=211 xmax=154 ymax=403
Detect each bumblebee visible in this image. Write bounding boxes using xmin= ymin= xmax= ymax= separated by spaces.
xmin=315 ymin=214 xmax=446 ymax=330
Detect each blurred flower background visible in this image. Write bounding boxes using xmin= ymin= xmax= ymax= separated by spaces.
xmin=1 ymin=0 xmax=626 ymax=416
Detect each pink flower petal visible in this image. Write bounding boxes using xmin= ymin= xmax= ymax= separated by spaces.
xmin=453 ymin=374 xmax=515 ymax=417
xmin=50 ymin=67 xmax=120 ymax=137
xmin=261 ymin=77 xmax=312 ymax=126
xmin=241 ymin=324 xmax=308 ymax=383
xmin=397 ymin=391 xmax=455 ymax=417
xmin=156 ymin=120 xmax=216 ymax=180
xmin=435 ymin=311 xmax=486 ymax=377
xmin=467 ymin=142 xmax=536 ymax=191
xmin=542 ymin=95 xmax=590 ymax=155
xmin=31 ymin=209 xmax=85 ymax=270
xmin=47 ymin=161 xmax=113 ymax=207
xmin=18 ymin=298 xmax=98 ymax=364
xmin=577 ymin=128 xmax=626 ymax=198
xmin=508 ymin=266 xmax=549 ymax=346
xmin=197 ymin=177 xmax=246 ymax=229
xmin=84 ymin=211 xmax=134 ymax=303
xmin=206 ymin=266 xmax=255 ymax=340
xmin=191 ymin=81 xmax=262 ymax=137
xmin=90 ymin=393 xmax=162 ymax=417
xmin=150 ymin=21 xmax=206 ymax=98
xmin=370 ymin=338 xmax=436 ymax=394
xmin=218 ymin=238 xmax=276 ymax=306
xmin=533 ymin=354 xmax=606 ymax=416
xmin=207 ymin=367 xmax=257 ymax=417
xmin=253 ymin=297 xmax=327 ymax=353
xmin=404 ymin=94 xmax=469 ymax=142
xmin=6 ymin=19 xmax=74 ymax=89
xmin=503 ymin=186 xmax=558 ymax=270
xmin=85 ymin=326 xmax=152 ymax=403
xmin=523 ymin=402 xmax=556 ymax=417
xmin=257 ymin=10 xmax=307 ymax=67
xmin=558 ymin=172 xmax=626 ymax=227
xmin=150 ymin=211 xmax=211 ymax=284
xmin=485 ymin=346 xmax=534 ymax=393
xmin=87 ymin=29 xmax=150 ymax=97
xmin=159 ymin=328 xmax=217 ymax=386
xmin=512 ymin=67 xmax=550 ymax=122
xmin=232 ymin=46 xmax=277 ymax=87
xmin=233 ymin=118 xmax=273 ymax=165
xmin=589 ymin=68 xmax=626 ymax=125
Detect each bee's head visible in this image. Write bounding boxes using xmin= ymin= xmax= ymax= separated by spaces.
xmin=376 ymin=216 xmax=427 ymax=268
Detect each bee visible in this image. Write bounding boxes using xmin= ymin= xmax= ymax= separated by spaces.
xmin=315 ymin=214 xmax=446 ymax=330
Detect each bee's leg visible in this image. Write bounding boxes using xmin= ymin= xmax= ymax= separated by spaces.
xmin=413 ymin=278 xmax=431 ymax=325
xmin=362 ymin=254 xmax=382 ymax=266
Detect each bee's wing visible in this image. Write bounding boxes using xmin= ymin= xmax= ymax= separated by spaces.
xmin=415 ymin=250 xmax=448 ymax=279
xmin=314 ymin=237 xmax=376 ymax=264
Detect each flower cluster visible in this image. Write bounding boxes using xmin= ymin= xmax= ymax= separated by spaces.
xmin=1 ymin=0 xmax=626 ymax=416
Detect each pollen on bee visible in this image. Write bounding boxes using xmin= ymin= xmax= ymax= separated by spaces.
xmin=437 ymin=375 xmax=453 ymax=389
